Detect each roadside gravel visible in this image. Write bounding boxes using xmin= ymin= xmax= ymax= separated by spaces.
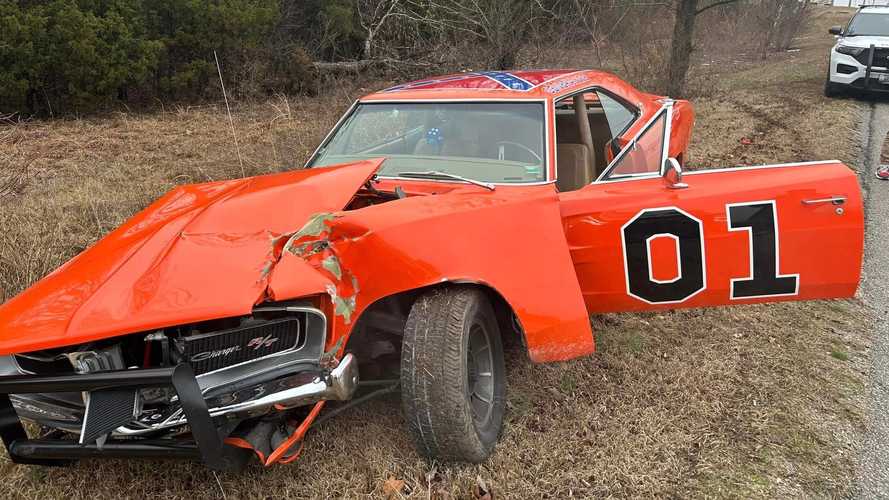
xmin=857 ymin=100 xmax=889 ymax=498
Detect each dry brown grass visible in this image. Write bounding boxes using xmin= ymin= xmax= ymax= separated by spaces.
xmin=690 ymin=7 xmax=865 ymax=172
xmin=0 ymin=7 xmax=872 ymax=499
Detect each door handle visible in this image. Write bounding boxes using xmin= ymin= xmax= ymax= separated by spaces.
xmin=801 ymin=196 xmax=846 ymax=206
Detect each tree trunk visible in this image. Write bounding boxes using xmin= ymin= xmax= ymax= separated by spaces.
xmin=495 ymin=49 xmax=517 ymax=70
xmin=363 ymin=33 xmax=374 ymax=60
xmin=667 ymin=0 xmax=698 ymax=98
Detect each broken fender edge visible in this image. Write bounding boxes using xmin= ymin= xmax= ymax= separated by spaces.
xmin=306 ymin=188 xmax=597 ymax=365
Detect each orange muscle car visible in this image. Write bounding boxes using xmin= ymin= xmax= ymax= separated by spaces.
xmin=0 ymin=70 xmax=863 ymax=469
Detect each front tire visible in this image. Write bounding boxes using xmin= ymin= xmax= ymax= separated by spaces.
xmin=824 ymin=77 xmax=844 ymax=98
xmin=400 ymin=286 xmax=506 ymax=463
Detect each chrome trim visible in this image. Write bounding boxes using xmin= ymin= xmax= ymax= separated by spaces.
xmin=195 ymin=306 xmax=326 ymax=395
xmin=189 ymin=317 xmax=303 ymax=379
xmin=683 ymin=160 xmax=843 ymax=175
xmin=802 ymin=196 xmax=846 ymax=205
xmin=595 ymin=100 xmax=674 ymax=183
xmin=0 ymin=355 xmax=27 ymax=376
xmin=305 ymin=99 xmax=359 ymax=167
xmin=578 ymin=159 xmax=845 ymax=186
xmin=219 ymin=353 xmax=358 ymax=413
xmin=114 ymin=354 xmax=359 ymax=436
xmin=3 ymin=307 xmax=329 ymax=436
xmin=8 ymin=394 xmax=83 ymax=426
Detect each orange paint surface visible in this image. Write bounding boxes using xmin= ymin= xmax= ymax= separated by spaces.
xmin=648 ymin=235 xmax=681 ymax=283
xmin=0 ymin=160 xmax=381 ymax=354
xmin=0 ymin=70 xmax=862 ymax=370
xmin=560 ymin=161 xmax=863 ymax=313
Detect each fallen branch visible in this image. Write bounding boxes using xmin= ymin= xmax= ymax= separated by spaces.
xmin=313 ymin=58 xmax=436 ymax=74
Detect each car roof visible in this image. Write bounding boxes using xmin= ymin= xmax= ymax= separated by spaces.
xmin=857 ymin=5 xmax=889 ymax=13
xmin=360 ymin=69 xmax=645 ymax=102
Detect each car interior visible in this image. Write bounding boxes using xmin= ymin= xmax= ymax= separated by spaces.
xmin=554 ymin=91 xmax=637 ymax=192
xmin=310 ymin=102 xmax=549 ymax=183
xmin=328 ymin=104 xmax=545 ymax=166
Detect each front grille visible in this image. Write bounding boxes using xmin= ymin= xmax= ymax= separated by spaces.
xmin=854 ymin=47 xmax=889 ymax=66
xmin=183 ymin=317 xmax=304 ymax=375
xmin=80 ymin=389 xmax=138 ymax=443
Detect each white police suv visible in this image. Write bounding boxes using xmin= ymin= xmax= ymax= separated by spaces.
xmin=826 ymin=6 xmax=889 ymax=96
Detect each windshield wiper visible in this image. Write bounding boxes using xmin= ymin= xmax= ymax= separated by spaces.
xmin=397 ymin=171 xmax=496 ymax=191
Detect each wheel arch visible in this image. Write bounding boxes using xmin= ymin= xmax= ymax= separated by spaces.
xmin=344 ymin=280 xmax=526 ymax=361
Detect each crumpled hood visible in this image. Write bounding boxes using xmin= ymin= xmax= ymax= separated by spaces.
xmin=0 ymin=159 xmax=382 ymax=355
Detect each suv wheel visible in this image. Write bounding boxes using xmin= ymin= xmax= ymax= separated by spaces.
xmin=824 ymin=76 xmax=844 ymax=98
xmin=400 ymin=286 xmax=506 ymax=463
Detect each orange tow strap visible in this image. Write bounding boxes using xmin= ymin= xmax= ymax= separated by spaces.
xmin=265 ymin=401 xmax=325 ymax=466
xmin=222 ymin=400 xmax=325 ymax=467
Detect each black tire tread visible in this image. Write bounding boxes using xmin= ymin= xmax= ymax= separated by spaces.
xmin=824 ymin=78 xmax=843 ymax=98
xmin=400 ymin=287 xmax=503 ymax=462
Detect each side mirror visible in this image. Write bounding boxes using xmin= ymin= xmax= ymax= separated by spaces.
xmin=663 ymin=157 xmax=688 ymax=190
xmin=829 ymin=26 xmax=843 ymax=36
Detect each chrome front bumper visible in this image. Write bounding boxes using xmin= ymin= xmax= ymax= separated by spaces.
xmin=116 ymin=353 xmax=359 ymax=435
xmin=0 ymin=355 xmax=359 ymax=469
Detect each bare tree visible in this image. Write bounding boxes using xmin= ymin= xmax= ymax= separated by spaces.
xmin=752 ymin=0 xmax=812 ymax=58
xmin=402 ymin=0 xmax=559 ymax=69
xmin=571 ymin=0 xmax=634 ymax=67
xmin=667 ymin=0 xmax=739 ymax=97
xmin=357 ymin=0 xmax=403 ymax=60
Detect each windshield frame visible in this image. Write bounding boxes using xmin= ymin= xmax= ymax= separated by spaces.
xmin=305 ymin=98 xmax=554 ymax=186
xmin=595 ymin=100 xmax=673 ymax=183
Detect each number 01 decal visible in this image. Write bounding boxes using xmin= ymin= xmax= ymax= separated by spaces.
xmin=621 ymin=207 xmax=706 ymax=304
xmin=726 ymin=200 xmax=799 ymax=299
xmin=621 ymin=202 xmax=798 ymax=304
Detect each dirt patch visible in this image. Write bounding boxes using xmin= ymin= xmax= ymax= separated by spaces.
xmin=690 ymin=9 xmax=864 ymax=172
xmin=0 ymin=7 xmax=871 ymax=499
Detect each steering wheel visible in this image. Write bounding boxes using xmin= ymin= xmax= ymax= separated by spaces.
xmin=495 ymin=141 xmax=543 ymax=164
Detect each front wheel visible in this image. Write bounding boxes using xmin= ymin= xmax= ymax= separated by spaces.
xmin=400 ymin=286 xmax=506 ymax=463
xmin=824 ymin=78 xmax=844 ymax=98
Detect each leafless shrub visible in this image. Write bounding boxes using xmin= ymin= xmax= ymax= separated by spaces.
xmin=0 ymin=119 xmax=31 ymax=202
xmin=758 ymin=0 xmax=813 ymax=55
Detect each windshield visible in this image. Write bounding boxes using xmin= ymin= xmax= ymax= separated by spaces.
xmin=847 ymin=12 xmax=889 ymax=37
xmin=309 ymin=102 xmax=547 ymax=183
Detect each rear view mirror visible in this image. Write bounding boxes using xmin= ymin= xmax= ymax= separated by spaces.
xmin=663 ymin=158 xmax=688 ymax=190
xmin=829 ymin=26 xmax=843 ymax=35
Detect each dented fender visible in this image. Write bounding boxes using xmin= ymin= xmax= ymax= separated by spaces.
xmin=0 ymin=160 xmax=382 ymax=354
xmin=267 ymin=185 xmax=595 ymax=363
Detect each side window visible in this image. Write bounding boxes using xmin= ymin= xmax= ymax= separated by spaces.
xmin=601 ymin=110 xmax=667 ymax=180
xmin=598 ymin=92 xmax=635 ymax=139
xmin=554 ymin=88 xmax=642 ymax=191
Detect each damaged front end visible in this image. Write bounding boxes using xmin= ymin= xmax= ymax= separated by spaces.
xmin=0 ymin=160 xmax=391 ymax=469
xmin=0 ymin=304 xmax=359 ymax=469
xmin=0 ymin=153 xmax=595 ymax=470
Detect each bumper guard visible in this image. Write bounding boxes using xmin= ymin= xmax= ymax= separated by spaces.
xmin=0 ymin=364 xmax=247 ymax=471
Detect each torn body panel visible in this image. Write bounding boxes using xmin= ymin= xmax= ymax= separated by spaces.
xmin=268 ymin=185 xmax=595 ymax=363
xmin=0 ymin=160 xmax=382 ymax=355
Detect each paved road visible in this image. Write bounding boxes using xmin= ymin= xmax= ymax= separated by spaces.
xmin=858 ymin=100 xmax=889 ymax=499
